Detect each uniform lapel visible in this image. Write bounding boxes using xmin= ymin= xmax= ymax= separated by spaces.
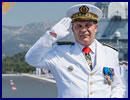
xmin=68 ymin=40 xmax=106 ymax=73
xmin=70 ymin=42 xmax=91 ymax=72
xmin=91 ymin=40 xmax=106 ymax=73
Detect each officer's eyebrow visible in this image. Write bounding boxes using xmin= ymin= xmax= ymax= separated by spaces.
xmin=72 ymin=21 xmax=96 ymax=26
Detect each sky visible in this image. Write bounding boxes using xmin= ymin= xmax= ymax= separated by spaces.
xmin=2 ymin=2 xmax=95 ymax=26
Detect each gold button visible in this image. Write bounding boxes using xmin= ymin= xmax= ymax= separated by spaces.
xmin=68 ymin=66 xmax=73 ymax=72
xmin=90 ymin=73 xmax=94 ymax=76
xmin=90 ymin=82 xmax=93 ymax=86
xmin=90 ymin=91 xmax=93 ymax=95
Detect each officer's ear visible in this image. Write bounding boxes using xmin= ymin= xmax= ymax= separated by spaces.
xmin=94 ymin=24 xmax=98 ymax=33
xmin=71 ymin=23 xmax=74 ymax=33
xmin=95 ymin=24 xmax=98 ymax=29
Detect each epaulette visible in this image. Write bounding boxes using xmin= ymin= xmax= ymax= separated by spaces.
xmin=57 ymin=41 xmax=75 ymax=45
xmin=102 ymin=43 xmax=118 ymax=51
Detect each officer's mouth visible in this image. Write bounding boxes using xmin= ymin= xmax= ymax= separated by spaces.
xmin=80 ymin=34 xmax=90 ymax=39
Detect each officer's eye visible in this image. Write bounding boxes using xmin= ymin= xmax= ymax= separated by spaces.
xmin=85 ymin=22 xmax=94 ymax=28
xmin=85 ymin=24 xmax=92 ymax=28
xmin=76 ymin=25 xmax=82 ymax=28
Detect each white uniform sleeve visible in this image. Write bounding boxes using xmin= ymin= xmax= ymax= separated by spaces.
xmin=110 ymin=52 xmax=126 ymax=98
xmin=25 ymin=31 xmax=57 ymax=69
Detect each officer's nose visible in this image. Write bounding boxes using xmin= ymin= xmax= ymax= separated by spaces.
xmin=80 ymin=27 xmax=88 ymax=34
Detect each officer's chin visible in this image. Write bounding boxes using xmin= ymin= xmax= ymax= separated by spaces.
xmin=78 ymin=38 xmax=91 ymax=46
xmin=81 ymin=37 xmax=90 ymax=42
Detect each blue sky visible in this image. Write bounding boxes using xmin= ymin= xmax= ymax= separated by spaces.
xmin=2 ymin=2 xmax=95 ymax=26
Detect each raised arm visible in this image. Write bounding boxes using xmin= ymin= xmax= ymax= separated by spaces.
xmin=25 ymin=17 xmax=71 ymax=68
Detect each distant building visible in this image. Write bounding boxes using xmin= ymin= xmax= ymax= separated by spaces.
xmin=95 ymin=2 xmax=128 ymax=19
xmin=95 ymin=2 xmax=128 ymax=61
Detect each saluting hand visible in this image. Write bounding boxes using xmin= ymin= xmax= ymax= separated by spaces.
xmin=50 ymin=17 xmax=72 ymax=40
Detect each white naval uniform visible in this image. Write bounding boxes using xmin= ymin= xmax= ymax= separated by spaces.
xmin=25 ymin=33 xmax=126 ymax=98
xmin=120 ymin=64 xmax=128 ymax=98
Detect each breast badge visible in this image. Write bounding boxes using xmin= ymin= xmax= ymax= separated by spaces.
xmin=103 ymin=67 xmax=114 ymax=85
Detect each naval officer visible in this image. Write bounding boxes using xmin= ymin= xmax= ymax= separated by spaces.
xmin=25 ymin=4 xmax=126 ymax=98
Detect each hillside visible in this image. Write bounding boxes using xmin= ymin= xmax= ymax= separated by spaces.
xmin=2 ymin=21 xmax=74 ymax=56
xmin=2 ymin=51 xmax=35 ymax=74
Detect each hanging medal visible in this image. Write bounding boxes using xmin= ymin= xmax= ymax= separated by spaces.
xmin=103 ymin=67 xmax=114 ymax=86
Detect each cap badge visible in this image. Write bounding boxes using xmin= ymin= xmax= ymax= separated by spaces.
xmin=79 ymin=6 xmax=89 ymax=14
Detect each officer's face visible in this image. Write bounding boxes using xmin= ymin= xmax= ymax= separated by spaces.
xmin=72 ymin=20 xmax=98 ymax=46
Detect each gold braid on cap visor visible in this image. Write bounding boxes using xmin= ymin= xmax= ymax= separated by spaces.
xmin=71 ymin=12 xmax=98 ymax=22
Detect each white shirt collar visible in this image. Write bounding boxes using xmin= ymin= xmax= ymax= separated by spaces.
xmin=76 ymin=40 xmax=96 ymax=54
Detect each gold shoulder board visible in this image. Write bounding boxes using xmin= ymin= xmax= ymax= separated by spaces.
xmin=57 ymin=41 xmax=75 ymax=45
xmin=102 ymin=43 xmax=118 ymax=51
